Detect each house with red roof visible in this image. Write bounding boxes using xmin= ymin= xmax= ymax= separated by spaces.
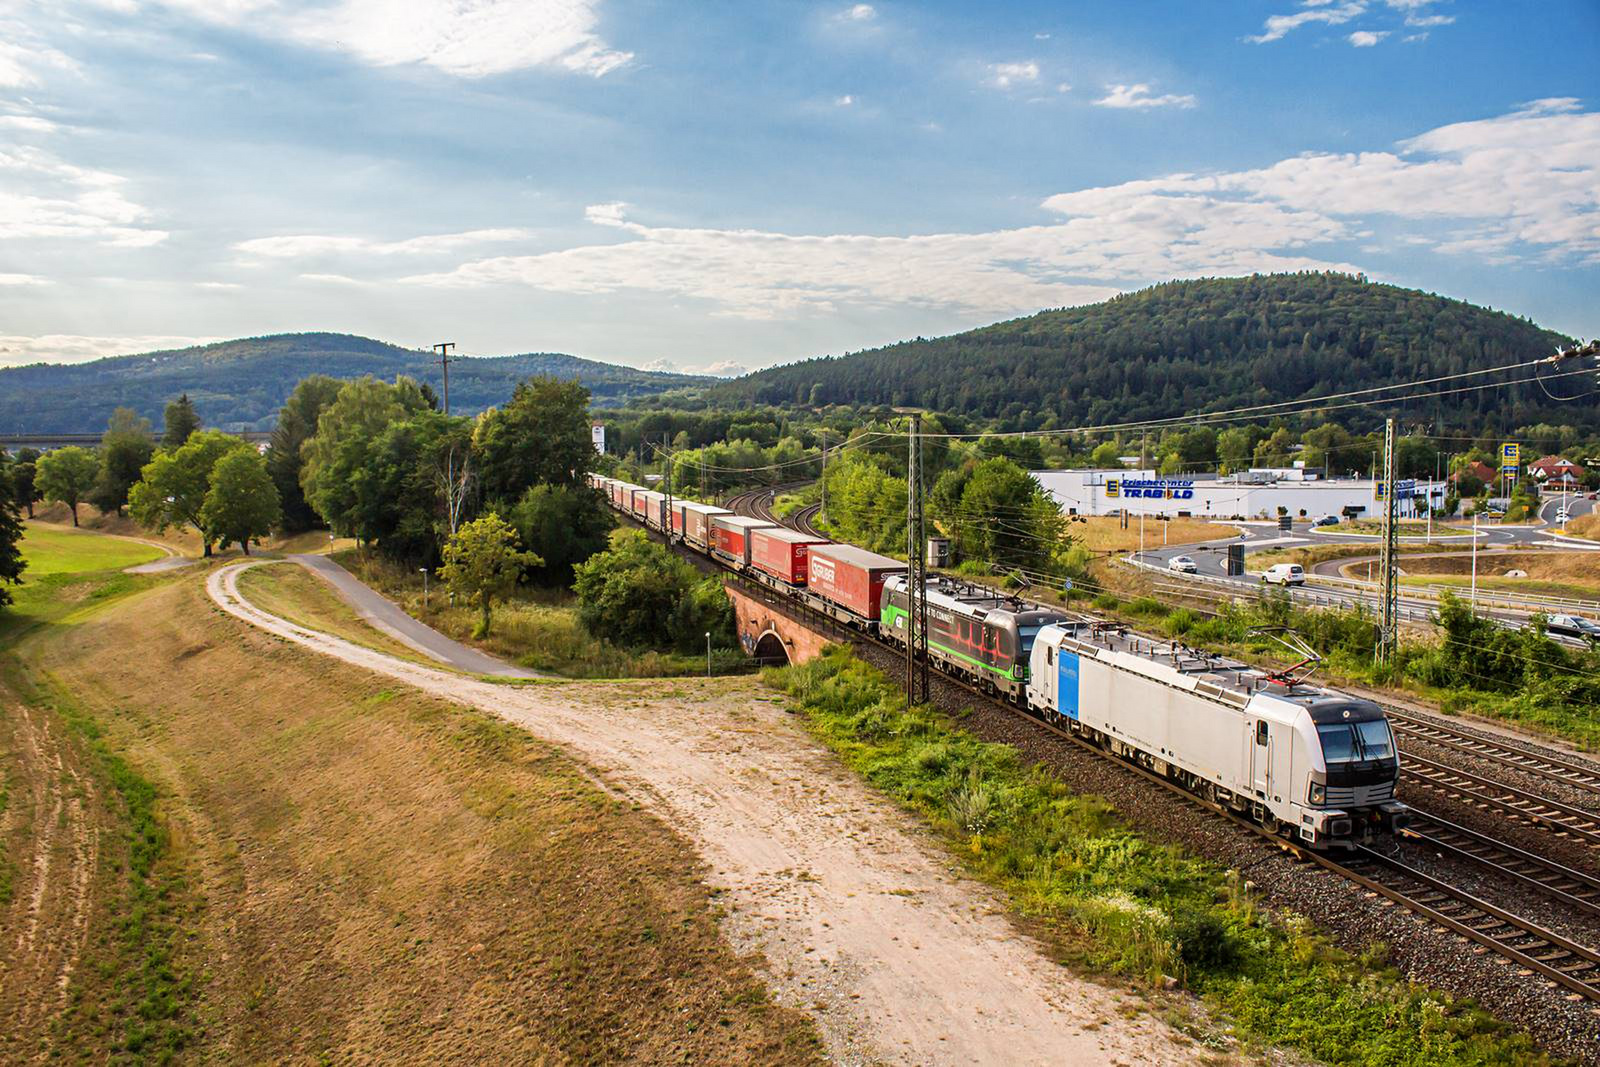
xmin=1448 ymin=460 xmax=1496 ymax=488
xmin=1528 ymin=455 xmax=1585 ymax=490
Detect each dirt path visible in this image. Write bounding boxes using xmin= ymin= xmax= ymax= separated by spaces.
xmin=209 ymin=562 xmax=1188 ymax=1065
xmin=0 ymin=690 xmax=104 ymax=1060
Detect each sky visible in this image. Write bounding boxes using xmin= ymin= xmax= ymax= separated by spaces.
xmin=1 ymin=0 xmax=1597 ymax=375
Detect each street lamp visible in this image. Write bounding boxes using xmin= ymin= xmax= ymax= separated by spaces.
xmin=420 ymin=567 xmax=429 ymax=608
xmin=705 ymin=631 xmax=712 ymax=678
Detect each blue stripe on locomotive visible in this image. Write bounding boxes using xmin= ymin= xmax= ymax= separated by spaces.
xmin=1057 ymin=650 xmax=1080 ymax=721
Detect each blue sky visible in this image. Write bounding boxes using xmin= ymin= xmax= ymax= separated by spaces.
xmin=1 ymin=0 xmax=1596 ymax=373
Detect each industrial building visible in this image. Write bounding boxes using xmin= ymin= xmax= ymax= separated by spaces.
xmin=1030 ymin=467 xmax=1446 ymax=521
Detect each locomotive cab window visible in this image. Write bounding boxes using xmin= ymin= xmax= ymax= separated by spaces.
xmin=1317 ymin=721 xmax=1394 ymax=763
xmin=1255 ymin=721 xmax=1269 ymax=746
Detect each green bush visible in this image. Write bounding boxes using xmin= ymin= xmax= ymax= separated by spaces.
xmin=573 ymin=530 xmax=737 ymax=653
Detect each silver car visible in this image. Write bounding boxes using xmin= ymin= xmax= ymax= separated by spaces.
xmin=1167 ymin=555 xmax=1198 ymax=573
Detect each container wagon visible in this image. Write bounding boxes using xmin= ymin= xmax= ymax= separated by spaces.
xmin=750 ymin=527 xmax=830 ymax=585
xmin=711 ymin=515 xmax=777 ymax=568
xmin=806 ymin=544 xmax=905 ymax=627
xmin=637 ymin=490 xmax=668 ymax=531
xmin=677 ymin=502 xmax=732 ymax=550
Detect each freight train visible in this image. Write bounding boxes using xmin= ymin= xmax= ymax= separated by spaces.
xmin=588 ymin=474 xmax=1408 ymax=850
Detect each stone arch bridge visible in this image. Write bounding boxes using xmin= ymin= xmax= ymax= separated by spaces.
xmin=723 ymin=581 xmax=834 ymax=666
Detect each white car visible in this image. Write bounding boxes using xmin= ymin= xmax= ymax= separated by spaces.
xmin=1555 ymin=507 xmax=1570 ymax=523
xmin=1261 ymin=563 xmax=1306 ymax=586
xmin=1167 ymin=555 xmax=1198 ymax=573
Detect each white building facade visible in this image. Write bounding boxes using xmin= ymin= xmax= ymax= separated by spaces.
xmin=1030 ymin=468 xmax=1445 ymax=521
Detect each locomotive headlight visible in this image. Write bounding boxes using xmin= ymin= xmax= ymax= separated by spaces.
xmin=1308 ymin=782 xmax=1326 ymax=805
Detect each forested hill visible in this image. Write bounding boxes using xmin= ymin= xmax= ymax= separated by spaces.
xmin=1 ymin=333 xmax=709 ymax=432
xmin=718 ymin=273 xmax=1578 ymax=431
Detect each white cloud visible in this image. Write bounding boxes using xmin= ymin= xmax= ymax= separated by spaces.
xmin=234 ymin=227 xmax=536 ymax=259
xmin=393 ymin=102 xmax=1599 ymax=323
xmin=196 ymin=281 xmax=241 ymax=289
xmin=1348 ymin=30 xmax=1388 ymax=45
xmin=1248 ymin=2 xmax=1366 ymax=43
xmin=0 ymin=334 xmax=221 ymax=367
xmin=1405 ymin=13 xmax=1454 ymax=26
xmin=120 ymin=0 xmax=631 ymax=79
xmin=837 ymin=4 xmax=875 ymax=21
xmin=1094 ymin=83 xmax=1196 ymax=110
xmin=0 ymin=146 xmax=167 ymax=247
xmin=0 ymin=273 xmax=49 ymax=286
xmin=0 ymin=115 xmax=60 ymax=133
xmin=834 ymin=94 xmax=855 ymax=107
xmin=0 ymin=28 xmax=80 ymax=89
xmin=688 ymin=360 xmax=746 ymax=378
xmin=988 ymin=60 xmax=1039 ymax=89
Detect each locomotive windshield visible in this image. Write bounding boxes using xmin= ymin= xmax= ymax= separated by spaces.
xmin=1017 ymin=624 xmax=1045 ymax=654
xmin=1317 ymin=720 xmax=1394 ymax=763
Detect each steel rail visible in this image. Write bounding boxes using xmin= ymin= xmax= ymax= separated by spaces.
xmin=1401 ymin=753 xmax=1600 ymax=847
xmin=1388 ymin=713 xmax=1600 ymax=799
xmin=1401 ymin=811 xmax=1600 ymax=918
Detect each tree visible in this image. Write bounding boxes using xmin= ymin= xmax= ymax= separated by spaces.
xmin=507 ymin=483 xmax=612 ymax=586
xmin=35 ymin=447 xmax=100 ymax=525
xmin=300 ymin=376 xmax=431 ymax=537
xmin=439 ymin=513 xmax=540 ymax=637
xmin=0 ymin=461 xmax=24 ymax=607
xmin=200 ymin=448 xmax=282 ymax=554
xmin=573 ymin=530 xmax=701 ymax=648
xmin=11 ymin=448 xmax=40 ymax=518
xmin=267 ymin=375 xmax=343 ymax=533
xmin=162 ymin=393 xmax=201 ymax=448
xmin=473 ymin=376 xmax=594 ymax=501
xmin=129 ymin=430 xmax=250 ymax=555
xmin=1089 ymin=441 xmax=1122 ymax=468
xmin=90 ymin=407 xmax=154 ymax=516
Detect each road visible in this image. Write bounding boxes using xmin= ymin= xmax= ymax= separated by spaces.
xmin=288 ymin=553 xmax=540 ymax=679
xmin=1131 ymin=500 xmax=1600 ymax=629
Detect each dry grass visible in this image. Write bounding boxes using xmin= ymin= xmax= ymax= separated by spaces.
xmin=7 ymin=577 xmax=821 ymax=1063
xmin=1065 ymin=515 xmax=1236 ymax=553
xmin=30 ymin=503 xmax=355 ymax=557
xmin=236 ymin=562 xmax=442 ymax=667
xmin=1563 ymin=513 xmax=1600 ymax=541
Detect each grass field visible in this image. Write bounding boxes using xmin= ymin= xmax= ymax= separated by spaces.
xmin=1562 ymin=513 xmax=1600 ymax=541
xmin=1 ymin=568 xmax=821 ymax=1063
xmin=1 ymin=523 xmax=165 ymax=639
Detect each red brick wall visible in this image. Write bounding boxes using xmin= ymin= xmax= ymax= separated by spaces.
xmin=724 ymin=583 xmax=831 ymax=664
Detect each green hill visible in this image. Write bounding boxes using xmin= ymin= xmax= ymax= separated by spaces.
xmin=717 ymin=273 xmax=1578 ymax=431
xmin=0 ymin=332 xmax=710 ymax=433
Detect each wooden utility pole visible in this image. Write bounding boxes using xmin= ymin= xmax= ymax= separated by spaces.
xmin=432 ymin=342 xmax=457 ymax=415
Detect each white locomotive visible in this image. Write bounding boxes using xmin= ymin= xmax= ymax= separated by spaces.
xmin=1027 ymin=620 xmax=1408 ymax=849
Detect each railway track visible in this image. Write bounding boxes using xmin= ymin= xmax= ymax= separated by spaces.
xmin=1388 ymin=711 xmax=1600 ymax=800
xmin=1402 ymin=811 xmax=1600 ymax=918
xmin=716 ymin=567 xmax=1600 ymax=1002
xmin=617 ymin=505 xmax=1600 ymax=1002
xmin=1402 ymin=752 xmax=1600 ymax=848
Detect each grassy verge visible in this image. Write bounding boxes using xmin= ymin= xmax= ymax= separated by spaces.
xmin=334 ymin=549 xmax=750 ymax=678
xmin=236 ymin=562 xmax=445 ymax=668
xmin=769 ymin=648 xmax=1543 ymax=1066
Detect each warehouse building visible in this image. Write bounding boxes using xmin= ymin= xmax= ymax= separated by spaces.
xmin=1030 ymin=467 xmax=1445 ymax=521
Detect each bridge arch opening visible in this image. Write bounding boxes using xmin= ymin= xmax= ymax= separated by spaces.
xmin=752 ymin=631 xmax=791 ymax=666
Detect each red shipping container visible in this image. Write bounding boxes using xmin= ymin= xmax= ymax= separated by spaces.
xmin=807 ymin=544 xmax=905 ymax=620
xmin=712 ymin=515 xmax=776 ymax=566
xmin=750 ymin=527 xmax=829 ymax=585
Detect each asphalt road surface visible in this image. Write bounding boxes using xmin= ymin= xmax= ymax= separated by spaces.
xmin=290 ymin=553 xmax=540 ymax=679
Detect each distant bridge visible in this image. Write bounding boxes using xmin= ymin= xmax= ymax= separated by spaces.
xmin=1 ymin=430 xmax=274 ymax=452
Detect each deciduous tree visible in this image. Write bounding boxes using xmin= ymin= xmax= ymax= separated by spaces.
xmin=439 ymin=513 xmax=540 ymax=637
xmin=129 ymin=430 xmax=250 ymax=555
xmin=507 ymin=483 xmax=612 ymax=586
xmin=11 ymin=448 xmax=40 ymax=518
xmin=35 ymin=446 xmax=100 ymax=526
xmin=200 ymin=448 xmax=281 ymax=554
xmin=299 ymin=376 xmax=431 ymax=537
xmin=473 ymin=376 xmax=593 ymax=501
xmin=0 ymin=461 xmax=24 ymax=607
